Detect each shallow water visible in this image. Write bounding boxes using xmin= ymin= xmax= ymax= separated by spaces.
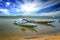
xmin=0 ymin=19 xmax=60 ymax=37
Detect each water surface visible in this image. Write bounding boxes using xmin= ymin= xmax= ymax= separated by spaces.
xmin=0 ymin=19 xmax=60 ymax=38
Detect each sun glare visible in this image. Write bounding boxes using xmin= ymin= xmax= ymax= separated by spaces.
xmin=21 ymin=3 xmax=38 ymax=12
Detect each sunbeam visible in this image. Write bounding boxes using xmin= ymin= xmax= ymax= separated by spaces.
xmin=0 ymin=0 xmax=60 ymax=16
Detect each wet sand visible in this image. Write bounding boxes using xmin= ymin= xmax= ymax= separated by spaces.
xmin=0 ymin=33 xmax=60 ymax=40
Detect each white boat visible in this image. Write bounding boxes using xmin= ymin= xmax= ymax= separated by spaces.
xmin=14 ymin=19 xmax=37 ymax=28
xmin=21 ymin=18 xmax=55 ymax=24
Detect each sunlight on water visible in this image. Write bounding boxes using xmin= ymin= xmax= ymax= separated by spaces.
xmin=0 ymin=19 xmax=60 ymax=40
xmin=0 ymin=19 xmax=60 ymax=35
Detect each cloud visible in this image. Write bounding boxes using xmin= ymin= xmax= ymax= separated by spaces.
xmin=36 ymin=11 xmax=60 ymax=16
xmin=0 ymin=9 xmax=9 ymax=15
xmin=0 ymin=0 xmax=60 ymax=16
xmin=21 ymin=11 xmax=60 ymax=16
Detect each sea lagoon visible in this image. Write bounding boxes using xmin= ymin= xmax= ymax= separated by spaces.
xmin=0 ymin=18 xmax=60 ymax=40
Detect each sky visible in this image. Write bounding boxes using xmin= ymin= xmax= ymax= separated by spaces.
xmin=0 ymin=0 xmax=60 ymax=16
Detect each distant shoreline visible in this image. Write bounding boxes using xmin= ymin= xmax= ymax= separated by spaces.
xmin=0 ymin=16 xmax=60 ymax=19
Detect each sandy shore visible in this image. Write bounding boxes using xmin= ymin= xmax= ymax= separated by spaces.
xmin=0 ymin=33 xmax=60 ymax=40
xmin=24 ymin=34 xmax=60 ymax=40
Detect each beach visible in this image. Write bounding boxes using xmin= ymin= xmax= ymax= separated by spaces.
xmin=0 ymin=33 xmax=60 ymax=40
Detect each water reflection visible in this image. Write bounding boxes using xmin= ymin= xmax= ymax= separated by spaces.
xmin=37 ymin=23 xmax=55 ymax=28
xmin=14 ymin=22 xmax=55 ymax=32
xmin=59 ymin=20 xmax=60 ymax=23
xmin=14 ymin=23 xmax=37 ymax=32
